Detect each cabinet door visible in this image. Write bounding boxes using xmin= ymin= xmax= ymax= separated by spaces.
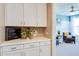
xmin=24 ymin=47 xmax=39 ymax=56
xmin=2 ymin=50 xmax=22 ymax=56
xmin=5 ymin=4 xmax=23 ymax=26
xmin=24 ymin=4 xmax=37 ymax=26
xmin=39 ymin=45 xmax=50 ymax=56
xmin=37 ymin=4 xmax=47 ymax=27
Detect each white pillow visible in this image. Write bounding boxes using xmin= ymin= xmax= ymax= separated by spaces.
xmin=67 ymin=35 xmax=72 ymax=38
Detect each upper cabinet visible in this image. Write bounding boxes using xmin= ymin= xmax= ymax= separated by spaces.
xmin=24 ymin=3 xmax=47 ymax=27
xmin=37 ymin=4 xmax=47 ymax=27
xmin=5 ymin=3 xmax=47 ymax=27
xmin=5 ymin=4 xmax=24 ymax=26
xmin=24 ymin=4 xmax=37 ymax=26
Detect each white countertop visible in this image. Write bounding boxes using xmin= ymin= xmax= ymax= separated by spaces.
xmin=0 ymin=37 xmax=51 ymax=47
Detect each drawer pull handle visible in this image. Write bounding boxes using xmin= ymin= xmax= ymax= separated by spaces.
xmin=30 ymin=45 xmax=34 ymax=47
xmin=11 ymin=47 xmax=16 ymax=49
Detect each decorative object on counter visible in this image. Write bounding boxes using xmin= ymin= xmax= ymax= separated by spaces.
xmin=21 ymin=27 xmax=32 ymax=39
xmin=21 ymin=28 xmax=27 ymax=39
xmin=21 ymin=32 xmax=27 ymax=39
xmin=32 ymin=30 xmax=38 ymax=37
xmin=26 ymin=28 xmax=32 ymax=39
xmin=30 ymin=28 xmax=38 ymax=37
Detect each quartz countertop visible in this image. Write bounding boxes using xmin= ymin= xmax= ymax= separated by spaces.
xmin=0 ymin=37 xmax=51 ymax=47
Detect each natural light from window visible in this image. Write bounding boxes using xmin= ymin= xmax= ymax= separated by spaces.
xmin=72 ymin=17 xmax=79 ymax=35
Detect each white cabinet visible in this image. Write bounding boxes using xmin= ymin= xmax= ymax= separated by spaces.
xmin=24 ymin=3 xmax=47 ymax=27
xmin=5 ymin=3 xmax=47 ymax=27
xmin=24 ymin=4 xmax=37 ymax=26
xmin=1 ymin=40 xmax=51 ymax=56
xmin=1 ymin=44 xmax=23 ymax=56
xmin=2 ymin=50 xmax=23 ymax=56
xmin=39 ymin=41 xmax=51 ymax=56
xmin=2 ymin=44 xmax=23 ymax=52
xmin=0 ymin=4 xmax=5 ymax=43
xmin=39 ymin=46 xmax=50 ymax=56
xmin=5 ymin=4 xmax=23 ymax=26
xmin=23 ymin=42 xmax=39 ymax=56
xmin=37 ymin=4 xmax=47 ymax=27
xmin=24 ymin=47 xmax=39 ymax=56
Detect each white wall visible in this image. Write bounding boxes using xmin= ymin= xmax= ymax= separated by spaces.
xmin=0 ymin=4 xmax=5 ymax=43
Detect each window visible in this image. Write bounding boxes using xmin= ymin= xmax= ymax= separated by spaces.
xmin=72 ymin=16 xmax=79 ymax=35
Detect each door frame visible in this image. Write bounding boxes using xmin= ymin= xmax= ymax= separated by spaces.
xmin=52 ymin=3 xmax=56 ymax=56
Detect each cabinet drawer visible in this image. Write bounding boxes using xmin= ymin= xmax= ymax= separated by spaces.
xmin=40 ymin=41 xmax=50 ymax=46
xmin=2 ymin=44 xmax=23 ymax=52
xmin=24 ymin=42 xmax=39 ymax=48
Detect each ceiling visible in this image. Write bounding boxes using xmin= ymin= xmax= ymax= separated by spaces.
xmin=55 ymin=3 xmax=79 ymax=16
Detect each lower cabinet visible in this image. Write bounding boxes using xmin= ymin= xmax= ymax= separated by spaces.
xmin=39 ymin=46 xmax=50 ymax=56
xmin=2 ymin=50 xmax=23 ymax=56
xmin=1 ymin=40 xmax=51 ymax=56
xmin=23 ymin=47 xmax=39 ymax=56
